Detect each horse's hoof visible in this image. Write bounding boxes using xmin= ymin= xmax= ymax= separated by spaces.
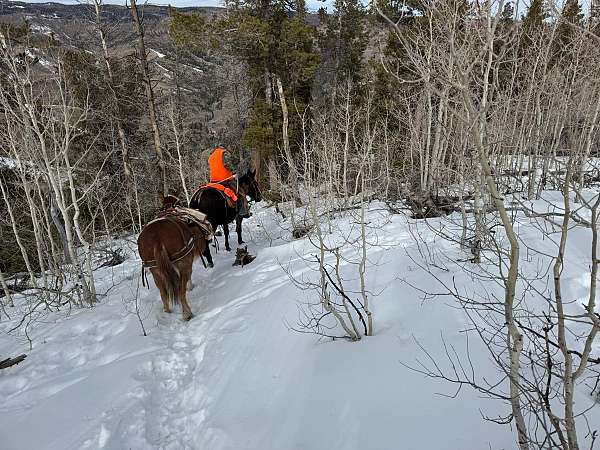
xmin=164 ymin=308 xmax=172 ymax=313
xmin=183 ymin=314 xmax=193 ymax=321
xmin=238 ymin=240 xmax=245 ymax=245
xmin=208 ymin=262 xmax=214 ymax=268
xmin=226 ymin=247 xmax=231 ymax=252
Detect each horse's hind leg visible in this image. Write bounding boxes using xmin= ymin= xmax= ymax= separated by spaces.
xmin=178 ymin=263 xmax=194 ymax=321
xmin=160 ymin=287 xmax=172 ymax=313
xmin=236 ymin=217 xmax=244 ymax=245
xmin=223 ymin=223 xmax=231 ymax=251
xmin=152 ymin=272 xmax=171 ymax=313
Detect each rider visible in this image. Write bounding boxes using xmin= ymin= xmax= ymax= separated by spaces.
xmin=207 ymin=146 xmax=250 ymax=219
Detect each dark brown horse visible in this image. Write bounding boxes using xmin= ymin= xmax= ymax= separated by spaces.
xmin=189 ymin=170 xmax=261 ymax=251
xmin=137 ymin=196 xmax=211 ymax=321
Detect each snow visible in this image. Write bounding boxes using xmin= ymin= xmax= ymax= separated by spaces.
xmin=0 ymin=156 xmax=18 ymax=169
xmin=150 ymin=48 xmax=166 ymax=59
xmin=0 ymin=156 xmax=38 ymax=175
xmin=155 ymin=63 xmax=173 ymax=79
xmin=23 ymin=48 xmax=52 ymax=67
xmin=1 ymin=198 xmax=599 ymax=450
xmin=31 ymin=24 xmax=53 ymax=35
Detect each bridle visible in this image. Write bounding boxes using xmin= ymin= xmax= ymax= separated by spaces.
xmin=243 ymin=174 xmax=261 ymax=203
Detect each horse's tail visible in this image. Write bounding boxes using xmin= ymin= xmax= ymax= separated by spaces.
xmin=154 ymin=243 xmax=181 ymax=309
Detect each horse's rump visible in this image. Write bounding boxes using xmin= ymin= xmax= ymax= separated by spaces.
xmin=138 ymin=216 xmax=205 ymax=309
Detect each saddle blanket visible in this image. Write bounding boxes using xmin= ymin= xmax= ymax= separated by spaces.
xmin=173 ymin=207 xmax=214 ymax=240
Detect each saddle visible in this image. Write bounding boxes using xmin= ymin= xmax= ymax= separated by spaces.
xmin=152 ymin=207 xmax=214 ymax=241
xmin=193 ymin=181 xmax=238 ymax=208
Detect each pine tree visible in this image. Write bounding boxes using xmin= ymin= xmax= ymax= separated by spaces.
xmin=373 ymin=0 xmax=423 ymax=24
xmin=171 ymin=0 xmax=319 ymax=176
xmin=593 ymin=0 xmax=600 ymax=35
xmin=553 ymin=0 xmax=583 ymax=62
xmin=316 ymin=0 xmax=368 ymax=107
xmin=499 ymin=1 xmax=515 ymax=33
xmin=518 ymin=0 xmax=548 ymax=71
xmin=522 ymin=0 xmax=546 ymax=41
xmin=494 ymin=2 xmax=516 ymax=91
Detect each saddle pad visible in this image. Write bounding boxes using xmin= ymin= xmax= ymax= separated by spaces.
xmin=174 ymin=207 xmax=214 ymax=240
xmin=147 ymin=209 xmax=213 ymax=241
xmin=177 ymin=207 xmax=207 ymax=223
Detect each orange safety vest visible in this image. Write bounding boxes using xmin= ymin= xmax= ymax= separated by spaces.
xmin=208 ymin=147 xmax=234 ymax=183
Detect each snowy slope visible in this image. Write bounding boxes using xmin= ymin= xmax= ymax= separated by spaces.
xmin=1 ymin=200 xmax=598 ymax=450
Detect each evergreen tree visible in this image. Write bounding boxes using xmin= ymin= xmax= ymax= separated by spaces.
xmin=373 ymin=0 xmax=423 ymax=24
xmin=315 ymin=0 xmax=368 ymax=107
xmin=518 ymin=0 xmax=548 ymax=78
xmin=521 ymin=0 xmax=546 ymax=44
xmin=171 ymin=0 xmax=319 ymax=178
xmin=553 ymin=0 xmax=583 ymax=62
xmin=494 ymin=2 xmax=516 ymax=90
xmin=498 ymin=1 xmax=515 ymax=32
xmin=329 ymin=0 xmax=368 ymax=84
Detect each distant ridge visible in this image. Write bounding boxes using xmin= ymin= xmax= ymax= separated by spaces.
xmin=0 ymin=1 xmax=225 ymax=19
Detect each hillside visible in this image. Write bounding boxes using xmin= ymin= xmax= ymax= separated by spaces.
xmin=0 ymin=1 xmax=221 ymax=67
xmin=1 ymin=198 xmax=600 ymax=449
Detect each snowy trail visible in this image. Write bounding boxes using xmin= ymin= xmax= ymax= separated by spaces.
xmin=115 ymin=245 xmax=317 ymax=450
xmin=2 ymin=202 xmax=599 ymax=449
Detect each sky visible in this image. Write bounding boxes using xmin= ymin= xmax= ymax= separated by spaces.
xmin=11 ymin=0 xmax=333 ymax=12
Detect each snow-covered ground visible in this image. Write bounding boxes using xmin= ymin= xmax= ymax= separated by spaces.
xmin=1 ymin=198 xmax=599 ymax=450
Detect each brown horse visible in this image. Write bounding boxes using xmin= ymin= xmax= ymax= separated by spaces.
xmin=137 ymin=196 xmax=211 ymax=321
